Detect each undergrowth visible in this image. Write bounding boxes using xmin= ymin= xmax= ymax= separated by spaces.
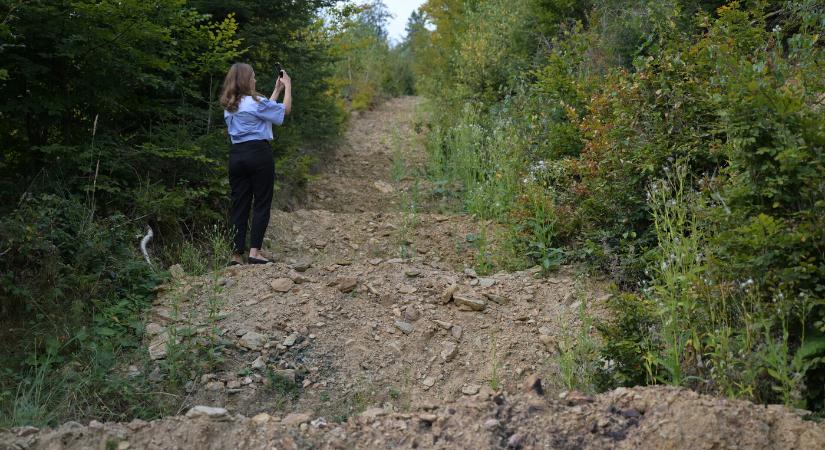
xmin=0 ymin=0 xmax=418 ymax=427
xmin=414 ymin=0 xmax=825 ymax=411
xmin=0 ymin=224 xmax=232 ymax=427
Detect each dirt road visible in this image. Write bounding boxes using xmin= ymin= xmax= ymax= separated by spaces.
xmin=3 ymin=97 xmax=823 ymax=450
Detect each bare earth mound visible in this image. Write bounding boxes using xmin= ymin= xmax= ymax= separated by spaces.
xmin=3 ymin=97 xmax=823 ymax=449
xmin=3 ymin=386 xmax=823 ymax=449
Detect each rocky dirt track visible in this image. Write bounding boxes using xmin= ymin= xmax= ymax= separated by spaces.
xmin=3 ymin=97 xmax=823 ymax=449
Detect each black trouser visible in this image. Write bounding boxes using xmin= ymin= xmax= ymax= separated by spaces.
xmin=229 ymin=139 xmax=275 ymax=254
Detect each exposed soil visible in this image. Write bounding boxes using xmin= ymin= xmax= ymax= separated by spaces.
xmin=5 ymin=387 xmax=823 ymax=450
xmin=3 ymin=97 xmax=823 ymax=449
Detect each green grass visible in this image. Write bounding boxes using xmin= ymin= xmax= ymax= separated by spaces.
xmin=1 ymin=226 xmax=233 ymax=427
xmin=395 ymin=181 xmax=422 ymax=258
xmin=322 ymin=386 xmax=378 ymax=423
xmin=471 ymin=227 xmax=494 ymax=276
xmin=265 ymin=370 xmax=302 ymax=411
xmin=5 ymin=348 xmax=58 ymax=426
xmin=489 ymin=333 xmax=501 ymax=391
xmin=545 ymin=279 xmax=603 ymax=394
xmin=556 ymin=299 xmax=601 ymax=393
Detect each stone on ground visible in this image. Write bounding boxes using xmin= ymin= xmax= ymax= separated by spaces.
xmin=185 ymin=406 xmax=228 ymax=419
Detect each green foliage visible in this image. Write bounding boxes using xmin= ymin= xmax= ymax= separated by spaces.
xmin=164 ymin=225 xmax=233 ymax=277
xmin=646 ymin=166 xmax=704 ymax=386
xmin=601 ymin=3 xmax=823 ymax=408
xmin=531 ymin=0 xmax=592 ymax=36
xmin=0 ymin=199 xmax=171 ymax=426
xmin=0 ymin=194 xmax=158 ymax=321
xmin=471 ymin=228 xmax=494 ymax=276
xmin=416 ymin=0 xmax=825 ymax=410
xmin=0 ymin=0 xmax=401 ymax=426
xmin=487 ymin=334 xmax=500 ymax=390
xmin=328 ymin=1 xmax=416 ymax=111
xmin=555 ymin=297 xmax=602 ymax=393
xmin=595 ymin=293 xmax=657 ymax=388
xmin=452 ymin=0 xmax=533 ymax=102
xmin=266 ymin=370 xmax=301 ymax=400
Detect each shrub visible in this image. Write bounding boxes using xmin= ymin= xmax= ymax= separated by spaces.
xmin=0 ymin=0 xmax=366 ymax=425
xmin=0 ymin=194 xmax=167 ymax=425
xmin=416 ymin=0 xmax=825 ymax=410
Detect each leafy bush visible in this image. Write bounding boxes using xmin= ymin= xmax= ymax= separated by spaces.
xmin=414 ymin=0 xmax=825 ymax=410
xmin=328 ymin=1 xmax=416 ymax=111
xmin=0 ymin=194 xmax=167 ymax=425
xmin=584 ymin=1 xmax=824 ymax=409
xmin=0 ymin=0 xmax=382 ymax=425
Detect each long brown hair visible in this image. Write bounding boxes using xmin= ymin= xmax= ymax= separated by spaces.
xmin=220 ymin=63 xmax=262 ymax=112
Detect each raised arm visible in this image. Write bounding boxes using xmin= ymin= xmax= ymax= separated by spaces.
xmin=270 ymin=78 xmax=283 ymax=101
xmin=271 ymin=70 xmax=292 ymax=116
xmin=280 ymin=71 xmax=292 ymax=116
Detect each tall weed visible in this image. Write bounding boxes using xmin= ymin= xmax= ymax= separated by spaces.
xmin=417 ymin=0 xmax=825 ymax=410
xmin=555 ymin=297 xmax=602 ymax=393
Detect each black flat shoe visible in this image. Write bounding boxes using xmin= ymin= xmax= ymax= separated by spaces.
xmin=248 ymin=256 xmax=271 ymax=265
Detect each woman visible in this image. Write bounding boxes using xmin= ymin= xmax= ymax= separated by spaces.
xmin=219 ymin=63 xmax=292 ymax=264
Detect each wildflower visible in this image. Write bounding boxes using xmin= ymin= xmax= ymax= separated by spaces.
xmin=601 ymin=358 xmax=616 ymax=371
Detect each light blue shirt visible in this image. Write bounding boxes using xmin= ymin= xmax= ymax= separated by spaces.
xmin=224 ymin=95 xmax=286 ymax=144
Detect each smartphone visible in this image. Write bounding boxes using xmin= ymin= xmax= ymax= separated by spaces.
xmin=274 ymin=62 xmax=284 ymax=79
